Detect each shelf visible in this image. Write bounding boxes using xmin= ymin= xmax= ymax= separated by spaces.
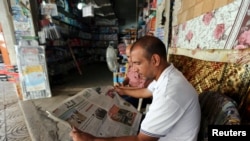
xmin=53 ymin=19 xmax=91 ymax=39
xmin=55 ymin=7 xmax=90 ymax=30
xmin=92 ymin=34 xmax=118 ymax=41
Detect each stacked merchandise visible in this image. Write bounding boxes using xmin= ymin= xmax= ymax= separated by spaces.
xmin=0 ymin=65 xmax=19 ymax=82
xmin=15 ymin=40 xmax=52 ymax=100
xmin=8 ymin=1 xmax=52 ymax=100
xmin=113 ymin=43 xmax=127 ymax=86
xmin=0 ymin=22 xmax=18 ymax=82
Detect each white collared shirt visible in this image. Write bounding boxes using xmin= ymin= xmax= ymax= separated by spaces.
xmin=141 ymin=64 xmax=201 ymax=141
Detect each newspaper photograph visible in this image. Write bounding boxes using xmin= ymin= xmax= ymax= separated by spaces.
xmin=46 ymin=86 xmax=142 ymax=137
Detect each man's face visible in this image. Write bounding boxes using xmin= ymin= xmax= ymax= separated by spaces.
xmin=130 ymin=47 xmax=154 ymax=80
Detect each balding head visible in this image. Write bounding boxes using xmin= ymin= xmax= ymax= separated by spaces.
xmin=131 ymin=36 xmax=167 ymax=60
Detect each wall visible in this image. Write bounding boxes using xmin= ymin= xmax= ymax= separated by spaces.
xmin=0 ymin=0 xmax=17 ymax=65
xmin=174 ymin=0 xmax=233 ymax=25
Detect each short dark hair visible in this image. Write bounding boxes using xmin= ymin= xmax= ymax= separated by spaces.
xmin=131 ymin=36 xmax=167 ymax=60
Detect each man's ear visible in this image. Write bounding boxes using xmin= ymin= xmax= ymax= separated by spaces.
xmin=151 ymin=54 xmax=160 ymax=66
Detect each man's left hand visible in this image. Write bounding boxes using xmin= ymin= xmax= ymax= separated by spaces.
xmin=70 ymin=127 xmax=94 ymax=141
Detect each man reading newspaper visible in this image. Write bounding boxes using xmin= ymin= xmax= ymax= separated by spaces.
xmin=69 ymin=36 xmax=200 ymax=141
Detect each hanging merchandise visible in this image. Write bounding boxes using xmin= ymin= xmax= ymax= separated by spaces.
xmin=11 ymin=5 xmax=35 ymax=43
xmin=41 ymin=24 xmax=61 ymax=40
xmin=56 ymin=0 xmax=65 ymax=9
xmin=151 ymin=0 xmax=157 ymax=9
xmin=82 ymin=4 xmax=94 ymax=17
xmin=150 ymin=17 xmax=156 ymax=32
xmin=41 ymin=2 xmax=58 ymax=16
xmin=38 ymin=30 xmax=46 ymax=44
xmin=15 ymin=39 xmax=52 ymax=100
xmin=48 ymin=25 xmax=61 ymax=39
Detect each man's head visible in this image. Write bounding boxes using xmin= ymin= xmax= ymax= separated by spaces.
xmin=130 ymin=36 xmax=168 ymax=80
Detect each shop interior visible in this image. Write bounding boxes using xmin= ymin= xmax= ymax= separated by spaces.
xmin=35 ymin=0 xmax=160 ymax=89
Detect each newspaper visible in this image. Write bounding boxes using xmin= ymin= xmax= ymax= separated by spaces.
xmin=46 ymin=86 xmax=142 ymax=137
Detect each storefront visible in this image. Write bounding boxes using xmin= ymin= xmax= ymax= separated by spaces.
xmin=0 ymin=0 xmax=171 ymax=100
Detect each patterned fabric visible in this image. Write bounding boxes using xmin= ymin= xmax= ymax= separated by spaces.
xmin=126 ymin=64 xmax=147 ymax=88
xmin=172 ymin=0 xmax=250 ymax=49
xmin=198 ymin=91 xmax=241 ymax=141
xmin=169 ymin=54 xmax=250 ymax=118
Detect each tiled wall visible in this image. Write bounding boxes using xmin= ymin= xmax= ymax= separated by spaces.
xmin=177 ymin=0 xmax=234 ymax=24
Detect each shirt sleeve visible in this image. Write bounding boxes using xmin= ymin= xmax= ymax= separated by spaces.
xmin=147 ymin=80 xmax=156 ymax=92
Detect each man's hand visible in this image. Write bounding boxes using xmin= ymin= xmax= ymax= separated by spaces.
xmin=70 ymin=127 xmax=94 ymax=141
xmin=114 ymin=82 xmax=123 ymax=87
xmin=114 ymin=85 xmax=126 ymax=96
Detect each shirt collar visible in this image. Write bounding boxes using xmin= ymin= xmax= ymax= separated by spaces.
xmin=154 ymin=63 xmax=174 ymax=90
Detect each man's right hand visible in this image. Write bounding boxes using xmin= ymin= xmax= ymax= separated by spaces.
xmin=114 ymin=85 xmax=125 ymax=96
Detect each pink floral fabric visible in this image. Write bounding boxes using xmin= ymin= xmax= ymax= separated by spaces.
xmin=202 ymin=12 xmax=213 ymax=25
xmin=171 ymin=0 xmax=250 ymax=50
xmin=126 ymin=65 xmax=146 ymax=88
xmin=237 ymin=30 xmax=250 ymax=46
xmin=185 ymin=30 xmax=193 ymax=42
xmin=213 ymin=24 xmax=225 ymax=40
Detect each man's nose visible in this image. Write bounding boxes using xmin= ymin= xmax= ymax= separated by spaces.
xmin=131 ymin=65 xmax=138 ymax=72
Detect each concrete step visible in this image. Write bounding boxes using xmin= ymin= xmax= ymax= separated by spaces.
xmin=19 ymin=90 xmax=80 ymax=141
xmin=0 ymin=82 xmax=31 ymax=141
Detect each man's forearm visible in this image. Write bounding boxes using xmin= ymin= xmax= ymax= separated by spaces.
xmin=93 ymin=133 xmax=158 ymax=141
xmin=120 ymin=88 xmax=152 ymax=98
